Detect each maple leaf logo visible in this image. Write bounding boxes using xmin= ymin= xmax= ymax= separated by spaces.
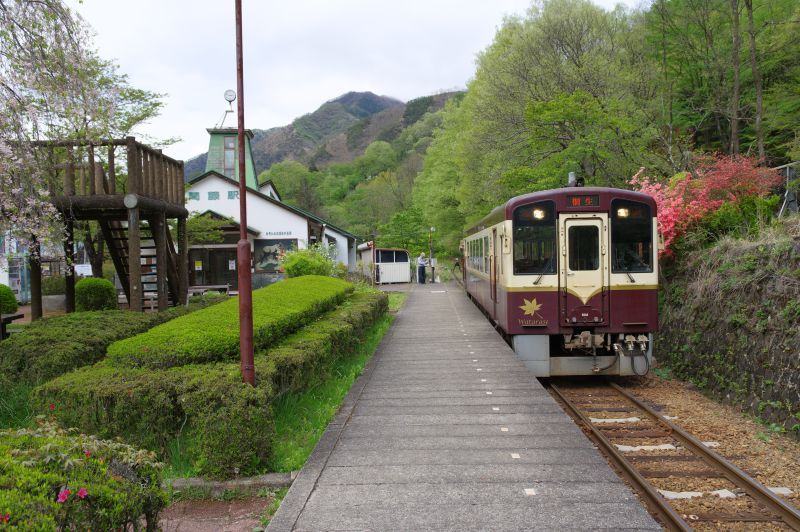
xmin=519 ymin=298 xmax=543 ymax=316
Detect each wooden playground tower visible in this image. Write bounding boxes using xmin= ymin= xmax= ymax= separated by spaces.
xmin=30 ymin=137 xmax=189 ymax=317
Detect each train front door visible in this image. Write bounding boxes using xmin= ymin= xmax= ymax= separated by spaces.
xmin=561 ymin=217 xmax=607 ymax=325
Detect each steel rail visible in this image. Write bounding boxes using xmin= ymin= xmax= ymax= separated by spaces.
xmin=610 ymin=381 xmax=800 ymax=530
xmin=547 ymin=383 xmax=691 ymax=532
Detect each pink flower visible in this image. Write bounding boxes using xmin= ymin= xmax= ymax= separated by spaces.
xmin=77 ymin=487 xmax=88 ymax=499
xmin=2 ymin=513 xmax=9 ymax=523
xmin=84 ymin=450 xmax=91 ymax=457
xmin=48 ymin=403 xmax=55 ymax=411
xmin=57 ymin=489 xmax=71 ymax=503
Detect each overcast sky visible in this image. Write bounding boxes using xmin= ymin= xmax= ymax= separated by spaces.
xmin=67 ymin=0 xmax=640 ymax=161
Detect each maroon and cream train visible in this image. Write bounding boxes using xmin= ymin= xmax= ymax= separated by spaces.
xmin=461 ymin=186 xmax=658 ymax=376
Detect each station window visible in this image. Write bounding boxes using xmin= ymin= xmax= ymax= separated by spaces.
xmin=512 ymin=201 xmax=556 ymax=275
xmin=224 ymin=137 xmax=236 ymax=177
xmin=611 ymin=199 xmax=653 ymax=273
xmin=208 ymin=191 xmax=219 ymax=200
xmin=228 ymin=190 xmax=239 ymax=200
xmin=186 ymin=191 xmax=199 ymax=201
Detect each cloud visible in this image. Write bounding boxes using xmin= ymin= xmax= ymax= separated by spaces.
xmin=66 ymin=0 xmax=637 ymax=160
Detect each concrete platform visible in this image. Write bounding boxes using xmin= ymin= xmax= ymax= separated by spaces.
xmin=268 ymin=283 xmax=659 ymax=531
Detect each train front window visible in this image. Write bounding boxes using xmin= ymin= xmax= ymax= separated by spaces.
xmin=568 ymin=226 xmax=599 ymax=271
xmin=611 ymin=199 xmax=653 ymax=273
xmin=513 ymin=201 xmax=556 ymax=275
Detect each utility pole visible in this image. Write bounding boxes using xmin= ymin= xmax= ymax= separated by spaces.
xmin=235 ymin=0 xmax=255 ymax=386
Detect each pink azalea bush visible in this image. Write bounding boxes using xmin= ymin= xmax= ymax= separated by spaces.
xmin=630 ymin=155 xmax=782 ymax=256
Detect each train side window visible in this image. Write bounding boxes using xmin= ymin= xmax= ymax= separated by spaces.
xmin=378 ymin=250 xmax=395 ymax=263
xmin=568 ymin=226 xmax=599 ymax=271
xmin=611 ymin=200 xmax=653 ymax=273
xmin=512 ymin=201 xmax=556 ymax=275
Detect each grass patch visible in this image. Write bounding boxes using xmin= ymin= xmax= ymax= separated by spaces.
xmin=387 ymin=291 xmax=407 ymax=312
xmin=258 ymin=487 xmax=289 ymax=529
xmin=268 ymin=312 xmax=394 ymax=472
xmin=0 ymin=383 xmax=34 ymax=429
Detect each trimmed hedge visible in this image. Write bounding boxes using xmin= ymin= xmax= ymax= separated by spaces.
xmin=0 ymin=294 xmax=226 ymax=386
xmin=0 ymin=420 xmax=166 ymax=531
xmin=106 ymin=275 xmax=353 ymax=370
xmin=34 ymin=288 xmax=388 ymax=478
xmin=0 ymin=283 xmax=17 ymax=314
xmin=75 ymin=277 xmax=117 ymax=311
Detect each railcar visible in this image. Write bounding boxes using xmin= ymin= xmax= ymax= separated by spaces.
xmin=461 ymin=185 xmax=658 ymax=376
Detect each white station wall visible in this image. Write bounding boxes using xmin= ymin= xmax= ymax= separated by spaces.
xmin=187 ymin=176 xmax=309 ymax=249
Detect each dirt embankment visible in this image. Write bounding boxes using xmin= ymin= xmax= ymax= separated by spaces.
xmin=656 ymin=217 xmax=800 ymax=436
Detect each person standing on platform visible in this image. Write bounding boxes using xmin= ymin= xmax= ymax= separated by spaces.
xmin=417 ymin=252 xmax=428 ymax=284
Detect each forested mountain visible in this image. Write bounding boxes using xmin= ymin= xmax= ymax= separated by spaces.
xmin=189 ymin=0 xmax=799 ymax=256
xmin=183 ymin=91 xmax=407 ymax=180
xmin=403 ymin=0 xmax=800 ymax=254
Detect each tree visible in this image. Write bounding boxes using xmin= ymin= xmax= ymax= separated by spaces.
xmin=0 ymin=0 xmax=167 ymax=250
xmin=260 ymin=160 xmax=322 ymax=214
xmin=186 ymin=213 xmax=230 ymax=245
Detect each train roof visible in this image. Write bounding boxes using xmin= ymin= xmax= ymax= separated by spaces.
xmin=466 ymin=187 xmax=657 ymax=234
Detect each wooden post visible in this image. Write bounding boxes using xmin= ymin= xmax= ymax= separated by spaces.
xmin=156 ymin=150 xmax=164 ymax=200
xmin=64 ymin=146 xmax=75 ymax=196
xmin=78 ymin=148 xmax=86 ymax=195
xmin=29 ymin=239 xmax=43 ymax=321
xmin=155 ymin=213 xmax=168 ymax=311
xmin=107 ymin=145 xmax=116 ymax=194
xmin=142 ymin=150 xmax=151 ymax=197
xmin=87 ymin=144 xmax=96 ymax=195
xmin=64 ymin=219 xmax=75 ymax=313
xmin=126 ymin=137 xmax=139 ymax=195
xmin=128 ymin=206 xmax=142 ymax=311
xmin=94 ymin=161 xmax=105 ymax=197
xmin=179 ymin=161 xmax=185 ymax=205
xmin=148 ymin=150 xmax=156 ymax=197
xmin=178 ymin=215 xmax=188 ymax=305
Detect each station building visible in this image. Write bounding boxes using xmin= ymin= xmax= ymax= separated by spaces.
xmin=184 ymin=127 xmax=358 ymax=289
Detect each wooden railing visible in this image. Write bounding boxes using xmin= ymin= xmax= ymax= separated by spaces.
xmin=34 ymin=137 xmax=185 ymax=207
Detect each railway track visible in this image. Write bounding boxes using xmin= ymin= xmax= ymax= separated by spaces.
xmin=546 ymin=380 xmax=800 ymax=531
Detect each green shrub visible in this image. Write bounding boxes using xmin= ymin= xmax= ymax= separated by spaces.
xmin=106 ymin=276 xmax=352 ymax=370
xmin=41 ymin=275 xmax=66 ymax=296
xmin=75 ymin=277 xmax=117 ymax=311
xmin=0 ymin=295 xmax=225 ymax=385
xmin=35 ymin=288 xmax=388 ymax=479
xmin=282 ymin=248 xmax=334 ymax=278
xmin=0 ymin=283 xmax=17 ymax=314
xmin=702 ymin=195 xmax=780 ymax=241
xmin=0 ymin=420 xmax=166 ymax=531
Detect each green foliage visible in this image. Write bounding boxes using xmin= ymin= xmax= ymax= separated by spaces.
xmin=0 ymin=295 xmax=225 ymax=386
xmin=186 ymin=212 xmax=230 ymax=245
xmin=34 ymin=288 xmax=388 ymax=479
xmin=41 ymin=275 xmax=65 ymax=296
xmin=282 ymin=244 xmax=335 ymax=278
xmin=403 ymin=96 xmax=434 ymax=126
xmin=106 ymin=276 xmax=352 ymax=369
xmin=269 ymin=301 xmax=393 ymax=472
xmin=0 ymin=420 xmax=166 ymax=531
xmin=0 ymin=283 xmax=17 ymax=314
xmin=74 ymin=277 xmax=116 ymax=312
xmin=700 ymin=195 xmax=781 ymax=241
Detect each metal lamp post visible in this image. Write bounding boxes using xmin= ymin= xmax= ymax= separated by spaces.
xmin=235 ymin=0 xmax=255 ymax=386
xmin=428 ymin=226 xmax=435 ymax=284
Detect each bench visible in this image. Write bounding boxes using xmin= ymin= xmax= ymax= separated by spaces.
xmin=188 ymin=284 xmax=230 ymax=297
xmin=1 ymin=312 xmax=24 ymax=341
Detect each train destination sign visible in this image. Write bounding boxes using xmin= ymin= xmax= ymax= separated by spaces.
xmin=566 ymin=194 xmax=600 ymax=207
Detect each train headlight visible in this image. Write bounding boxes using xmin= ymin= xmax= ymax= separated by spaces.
xmin=617 ymin=208 xmax=630 ymax=218
xmin=532 ymin=208 xmax=546 ymax=220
